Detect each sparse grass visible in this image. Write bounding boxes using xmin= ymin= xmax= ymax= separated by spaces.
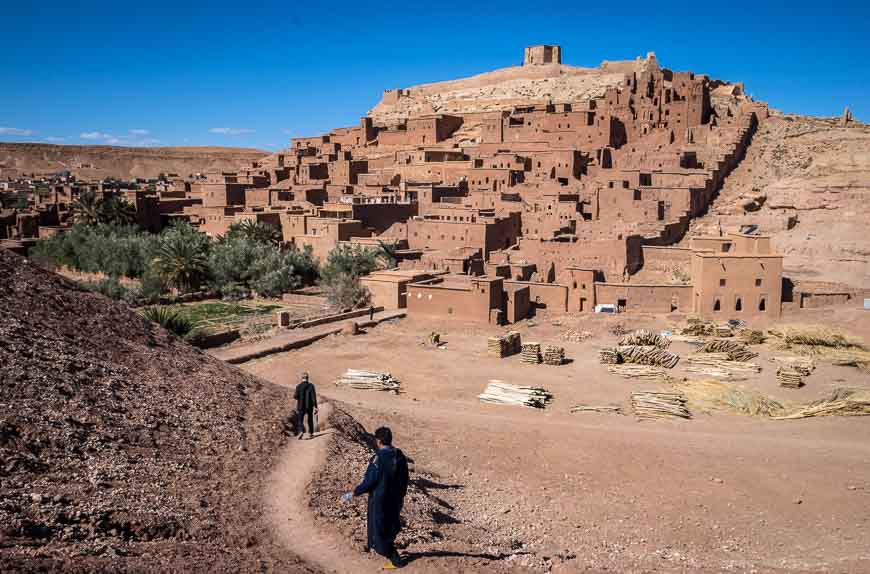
xmin=671 ymin=378 xmax=786 ymax=417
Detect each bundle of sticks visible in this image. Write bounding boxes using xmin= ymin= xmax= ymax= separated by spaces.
xmin=607 ymin=364 xmax=666 ymax=380
xmin=715 ymin=325 xmax=734 ymax=337
xmin=570 ymin=404 xmax=622 ymax=414
xmin=619 ymin=328 xmax=671 ymax=349
xmin=699 ymin=339 xmax=758 ymax=362
xmin=685 ymin=354 xmax=762 ymax=374
xmin=336 ymin=369 xmax=401 ymax=392
xmin=479 ymin=381 xmax=553 ymax=409
xmin=543 ymin=345 xmax=566 ymax=366
xmin=521 ymin=342 xmax=543 ymax=364
xmin=559 ymin=329 xmax=592 ymax=342
xmin=772 ymin=355 xmax=815 ymax=376
xmin=599 ymin=347 xmax=621 ymax=364
xmin=777 ymin=366 xmax=805 ymax=388
xmin=631 ymin=391 xmax=691 ymax=420
xmin=616 ymin=345 xmax=680 ymax=369
xmin=740 ymin=329 xmax=766 ymax=345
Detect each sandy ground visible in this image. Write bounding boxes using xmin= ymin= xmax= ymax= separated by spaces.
xmin=245 ymin=306 xmax=870 ymax=573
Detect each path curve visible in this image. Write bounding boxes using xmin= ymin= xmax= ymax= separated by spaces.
xmin=263 ymin=402 xmax=378 ymax=574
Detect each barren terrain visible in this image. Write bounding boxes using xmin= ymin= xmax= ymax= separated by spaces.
xmin=0 ymin=143 xmax=268 ymax=180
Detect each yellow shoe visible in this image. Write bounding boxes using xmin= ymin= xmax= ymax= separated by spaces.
xmin=382 ymin=561 xmax=399 ymax=570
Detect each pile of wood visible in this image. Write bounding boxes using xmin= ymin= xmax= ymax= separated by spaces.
xmin=777 ymin=366 xmax=805 ymax=388
xmin=616 ymin=345 xmax=680 ymax=369
xmin=487 ymin=331 xmax=522 ymax=358
xmin=607 ymin=364 xmax=666 ymax=381
xmin=543 ymin=345 xmax=566 ymax=366
xmin=559 ymin=329 xmax=592 ymax=342
xmin=699 ymin=339 xmax=758 ymax=361
xmin=775 ymin=387 xmax=870 ymax=419
xmin=631 ymin=391 xmax=691 ymax=420
xmin=685 ymin=354 xmax=762 ymax=376
xmin=570 ymin=405 xmax=622 ymax=415
xmin=521 ymin=342 xmax=543 ymax=364
xmin=772 ymin=356 xmax=815 ymax=376
xmin=715 ymin=325 xmax=734 ymax=337
xmin=599 ymin=347 xmax=621 ymax=364
xmin=479 ymin=381 xmax=553 ymax=409
xmin=740 ymin=329 xmax=766 ymax=345
xmin=336 ymin=369 xmax=401 ymax=393
xmin=619 ymin=329 xmax=671 ymax=349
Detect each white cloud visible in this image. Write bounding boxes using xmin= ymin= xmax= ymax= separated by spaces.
xmin=209 ymin=127 xmax=255 ymax=135
xmin=45 ymin=136 xmax=66 ymax=142
xmin=129 ymin=129 xmax=150 ymax=135
xmin=80 ymin=131 xmax=113 ymax=140
xmin=0 ymin=126 xmax=35 ymax=136
xmin=281 ymin=129 xmax=294 ymax=135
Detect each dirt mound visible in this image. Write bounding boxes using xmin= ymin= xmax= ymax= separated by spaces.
xmin=0 ymin=249 xmax=317 ymax=572
xmin=688 ymin=114 xmax=870 ymax=288
xmin=0 ymin=143 xmax=268 ymax=180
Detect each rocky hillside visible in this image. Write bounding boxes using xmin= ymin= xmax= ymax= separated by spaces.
xmin=0 ymin=249 xmax=317 ymax=572
xmin=688 ymin=114 xmax=870 ymax=289
xmin=0 ymin=143 xmax=268 ymax=180
xmin=368 ymin=55 xmax=659 ymax=125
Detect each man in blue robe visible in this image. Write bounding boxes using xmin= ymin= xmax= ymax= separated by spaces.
xmin=342 ymin=426 xmax=409 ymax=569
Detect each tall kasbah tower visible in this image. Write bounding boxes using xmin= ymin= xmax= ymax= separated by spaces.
xmin=523 ymin=45 xmax=562 ymax=66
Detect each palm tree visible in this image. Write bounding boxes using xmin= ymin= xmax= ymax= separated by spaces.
xmin=375 ymin=239 xmax=399 ymax=269
xmin=71 ymin=190 xmax=102 ymax=225
xmin=151 ymin=232 xmax=209 ymax=293
xmin=227 ymin=220 xmax=281 ymax=245
xmin=99 ymin=196 xmax=137 ymax=226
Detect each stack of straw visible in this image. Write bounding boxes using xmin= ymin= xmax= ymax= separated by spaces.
xmin=772 ymin=356 xmax=815 ymax=376
xmin=336 ymin=369 xmax=401 ymax=392
xmin=479 ymin=381 xmax=553 ymax=409
xmin=543 ymin=345 xmax=566 ymax=366
xmin=487 ymin=331 xmax=522 ymax=358
xmin=740 ymin=329 xmax=766 ymax=344
xmin=686 ymin=354 xmax=762 ymax=374
xmin=521 ymin=342 xmax=543 ymax=364
xmin=631 ymin=391 xmax=691 ymax=420
xmin=599 ymin=347 xmax=621 ymax=364
xmin=699 ymin=339 xmax=758 ymax=361
xmin=617 ymin=345 xmax=680 ymax=369
xmin=777 ymin=366 xmax=804 ymax=388
xmin=775 ymin=387 xmax=870 ymax=419
xmin=671 ymin=378 xmax=785 ymax=417
xmin=559 ymin=329 xmax=592 ymax=342
xmin=619 ymin=329 xmax=671 ymax=348
xmin=715 ymin=325 xmax=734 ymax=337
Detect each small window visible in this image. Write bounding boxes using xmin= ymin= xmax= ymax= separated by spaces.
xmin=721 ymin=243 xmax=732 ymax=253
xmin=735 ymin=297 xmax=743 ymax=311
xmin=713 ymin=299 xmax=721 ymax=312
xmin=759 ymin=297 xmax=767 ymax=311
xmin=755 ymin=278 xmax=762 ymax=287
xmin=720 ymin=278 xmax=726 ymax=287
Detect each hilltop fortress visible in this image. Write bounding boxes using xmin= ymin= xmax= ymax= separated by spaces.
xmin=5 ymin=46 xmax=791 ymax=322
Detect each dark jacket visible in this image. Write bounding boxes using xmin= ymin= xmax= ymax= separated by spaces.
xmin=353 ymin=446 xmax=409 ymax=556
xmin=293 ymin=381 xmax=317 ymax=412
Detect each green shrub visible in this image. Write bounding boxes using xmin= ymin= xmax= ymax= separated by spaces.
xmin=322 ymin=271 xmax=371 ymax=311
xmin=140 ymin=306 xmax=194 ymax=337
xmin=320 ymin=244 xmax=378 ymax=284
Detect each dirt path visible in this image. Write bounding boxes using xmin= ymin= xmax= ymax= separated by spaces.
xmin=263 ymin=402 xmax=379 ymax=574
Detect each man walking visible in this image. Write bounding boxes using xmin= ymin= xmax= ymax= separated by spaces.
xmin=341 ymin=427 xmax=409 ymax=569
xmin=293 ymin=372 xmax=318 ymax=439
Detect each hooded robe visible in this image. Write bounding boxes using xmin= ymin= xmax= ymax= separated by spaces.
xmin=353 ymin=445 xmax=409 ymax=556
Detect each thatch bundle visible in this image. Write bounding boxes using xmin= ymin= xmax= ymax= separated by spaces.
xmin=672 ymin=379 xmax=785 ymax=417
xmin=479 ymin=381 xmax=553 ymax=409
xmin=336 ymin=369 xmax=401 ymax=392
xmin=740 ymin=329 xmax=766 ymax=345
xmin=775 ymin=388 xmax=870 ymax=419
xmin=769 ymin=325 xmax=864 ymax=349
xmin=599 ymin=347 xmax=621 ymax=364
xmin=559 ymin=329 xmax=592 ymax=342
xmin=619 ymin=329 xmax=671 ymax=349
xmin=616 ymin=345 xmax=680 ymax=369
xmin=607 ymin=364 xmax=667 ymax=381
xmin=776 ymin=367 xmax=804 ymax=388
xmin=771 ymin=356 xmax=815 ymax=376
xmin=631 ymin=391 xmax=691 ymax=420
xmin=488 ymin=331 xmax=522 ymax=358
xmin=787 ymin=346 xmax=870 ymax=371
xmin=699 ymin=339 xmax=758 ymax=362
xmin=686 ymin=354 xmax=762 ymax=373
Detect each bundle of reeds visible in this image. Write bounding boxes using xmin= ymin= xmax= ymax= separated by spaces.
xmin=686 ymin=354 xmax=762 ymax=373
xmin=699 ymin=339 xmax=758 ymax=362
xmin=479 ymin=381 xmax=553 ymax=409
xmin=768 ymin=325 xmax=863 ymax=349
xmin=607 ymin=364 xmax=666 ymax=380
xmin=616 ymin=345 xmax=680 ymax=369
xmin=671 ymin=379 xmax=785 ymax=417
xmin=771 ymin=356 xmax=815 ymax=376
xmin=599 ymin=347 xmax=621 ymax=364
xmin=631 ymin=391 xmax=691 ymax=420
xmin=570 ymin=405 xmax=622 ymax=414
xmin=715 ymin=325 xmax=734 ymax=337
xmin=682 ymin=319 xmax=715 ymax=336
xmin=788 ymin=346 xmax=870 ymax=371
xmin=336 ymin=369 xmax=401 ymax=392
xmin=619 ymin=329 xmax=671 ymax=349
xmin=559 ymin=329 xmax=592 ymax=342
xmin=775 ymin=388 xmax=870 ymax=419
xmin=777 ymin=367 xmax=804 ymax=388
xmin=521 ymin=342 xmax=542 ymax=364
xmin=740 ymin=329 xmax=766 ymax=345
xmin=543 ymin=345 xmax=566 ymax=366
xmin=487 ymin=331 xmax=522 ymax=357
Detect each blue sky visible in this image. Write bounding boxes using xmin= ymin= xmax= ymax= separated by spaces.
xmin=1 ymin=0 xmax=867 ymax=151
